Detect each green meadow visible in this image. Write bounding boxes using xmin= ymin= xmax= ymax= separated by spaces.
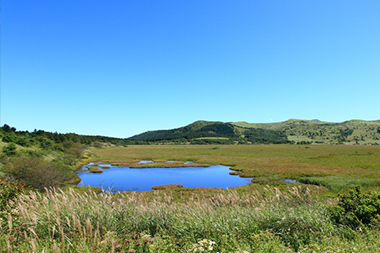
xmin=2 ymin=143 xmax=380 ymax=252
xmin=88 ymin=144 xmax=380 ymax=192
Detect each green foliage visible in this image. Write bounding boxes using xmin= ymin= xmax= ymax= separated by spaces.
xmin=329 ymin=186 xmax=380 ymax=228
xmin=0 ymin=178 xmax=26 ymax=211
xmin=297 ymin=141 xmax=312 ymax=145
xmin=2 ymin=142 xmax=17 ymax=156
xmin=3 ymin=156 xmax=76 ymax=191
xmin=244 ymin=128 xmax=290 ymax=144
xmin=1 ymin=124 xmax=16 ymax=133
xmin=63 ymin=141 xmax=86 ymax=158
xmin=39 ymin=137 xmax=55 ymax=150
xmin=15 ymin=137 xmax=30 ymax=147
xmin=190 ymin=138 xmax=233 ymax=145
xmin=2 ymin=132 xmax=17 ymax=143
xmin=92 ymin=141 xmax=103 ymax=148
xmin=137 ymin=122 xmax=237 ymax=141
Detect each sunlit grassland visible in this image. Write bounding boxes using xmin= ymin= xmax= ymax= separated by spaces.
xmin=86 ymin=145 xmax=380 ymax=192
xmin=3 ymin=144 xmax=380 ymax=252
xmin=3 ymin=186 xmax=380 ymax=252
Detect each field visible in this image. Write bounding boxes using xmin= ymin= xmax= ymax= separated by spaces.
xmin=86 ymin=144 xmax=380 ymax=193
xmin=2 ymin=144 xmax=380 ymax=252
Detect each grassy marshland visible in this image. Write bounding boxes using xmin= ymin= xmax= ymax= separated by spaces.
xmin=2 ymin=185 xmax=380 ymax=252
xmin=102 ymin=160 xmax=208 ymax=169
xmin=87 ymin=144 xmax=380 ymax=192
xmin=2 ymin=144 xmax=380 ymax=252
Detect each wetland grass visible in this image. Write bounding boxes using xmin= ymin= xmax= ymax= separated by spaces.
xmin=2 ymin=185 xmax=380 ymax=252
xmin=151 ymin=184 xmax=183 ymax=190
xmin=88 ymin=167 xmax=103 ymax=173
xmin=87 ymin=145 xmax=380 ymax=193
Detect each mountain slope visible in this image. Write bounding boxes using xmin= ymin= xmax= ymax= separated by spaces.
xmin=130 ymin=121 xmax=236 ymax=141
xmin=128 ymin=120 xmax=290 ymax=144
xmin=232 ymin=119 xmax=380 ymax=144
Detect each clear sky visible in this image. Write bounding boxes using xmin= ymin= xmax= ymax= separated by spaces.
xmin=2 ymin=1 xmax=379 ymax=138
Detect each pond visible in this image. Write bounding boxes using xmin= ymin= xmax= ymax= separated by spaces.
xmin=76 ymin=163 xmax=251 ymax=192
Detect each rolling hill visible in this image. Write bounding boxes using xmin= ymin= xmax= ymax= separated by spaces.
xmin=232 ymin=119 xmax=380 ymax=144
xmin=2 ymin=119 xmax=379 ymax=147
xmin=129 ymin=119 xmax=380 ymax=145
xmin=129 ymin=120 xmax=290 ymax=144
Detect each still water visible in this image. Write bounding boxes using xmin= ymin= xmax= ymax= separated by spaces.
xmin=77 ymin=164 xmax=251 ymax=192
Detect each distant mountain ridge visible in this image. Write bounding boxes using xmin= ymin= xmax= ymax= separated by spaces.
xmin=231 ymin=119 xmax=380 ymax=144
xmin=129 ymin=120 xmax=290 ymax=144
xmin=129 ymin=119 xmax=380 ymax=145
xmin=2 ymin=119 xmax=379 ymax=147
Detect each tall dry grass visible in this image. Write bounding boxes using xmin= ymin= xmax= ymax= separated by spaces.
xmin=0 ymin=185 xmax=345 ymax=252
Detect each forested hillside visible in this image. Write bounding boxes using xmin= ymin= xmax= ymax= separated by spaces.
xmin=129 ymin=121 xmax=290 ymax=144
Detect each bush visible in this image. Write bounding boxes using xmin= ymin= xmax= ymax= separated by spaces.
xmin=3 ymin=156 xmax=77 ymax=191
xmin=2 ymin=133 xmax=17 ymax=143
xmin=3 ymin=142 xmax=17 ymax=156
xmin=15 ymin=137 xmax=30 ymax=147
xmin=93 ymin=141 xmax=103 ymax=148
xmin=63 ymin=141 xmax=86 ymax=158
xmin=0 ymin=177 xmax=26 ymax=211
xmin=329 ymin=186 xmax=380 ymax=228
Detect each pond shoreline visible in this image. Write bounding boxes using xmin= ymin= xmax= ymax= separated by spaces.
xmin=75 ymin=162 xmax=251 ymax=192
xmin=79 ymin=160 xmax=211 ymax=170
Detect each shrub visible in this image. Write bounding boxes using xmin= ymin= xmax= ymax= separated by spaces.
xmin=15 ymin=137 xmax=30 ymax=147
xmin=3 ymin=142 xmax=17 ymax=156
xmin=63 ymin=141 xmax=86 ymax=158
xmin=93 ymin=141 xmax=103 ymax=148
xmin=3 ymin=156 xmax=76 ymax=191
xmin=329 ymin=186 xmax=380 ymax=228
xmin=39 ymin=137 xmax=54 ymax=150
xmin=2 ymin=133 xmax=17 ymax=143
xmin=0 ymin=177 xmax=26 ymax=211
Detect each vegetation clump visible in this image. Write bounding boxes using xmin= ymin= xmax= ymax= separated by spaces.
xmin=329 ymin=186 xmax=380 ymax=228
xmin=2 ymin=156 xmax=77 ymax=191
xmin=88 ymin=167 xmax=104 ymax=173
xmin=152 ymin=184 xmax=183 ymax=190
xmin=0 ymin=177 xmax=26 ymax=212
xmin=2 ymin=142 xmax=17 ymax=156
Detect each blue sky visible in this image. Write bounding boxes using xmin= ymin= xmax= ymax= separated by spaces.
xmin=2 ymin=0 xmax=379 ymax=138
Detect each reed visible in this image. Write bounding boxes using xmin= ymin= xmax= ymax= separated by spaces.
xmin=0 ymin=185 xmax=374 ymax=252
